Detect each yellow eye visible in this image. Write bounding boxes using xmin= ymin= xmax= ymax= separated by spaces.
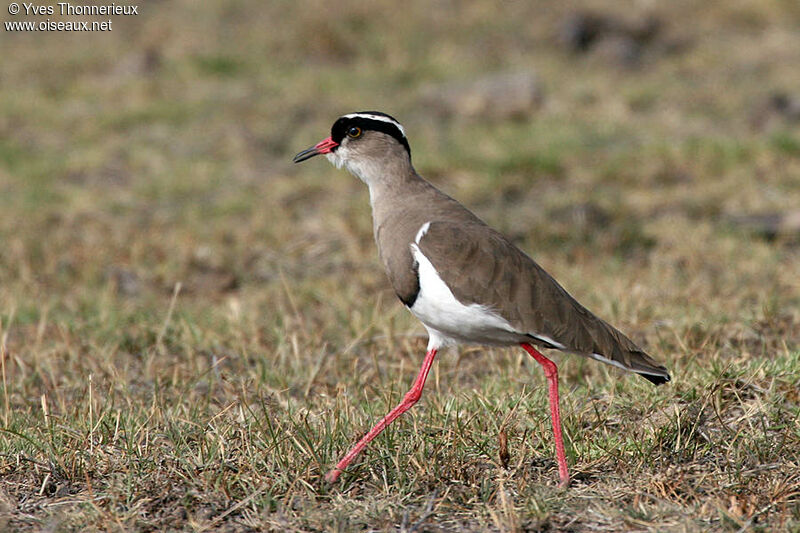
xmin=347 ymin=126 xmax=362 ymax=138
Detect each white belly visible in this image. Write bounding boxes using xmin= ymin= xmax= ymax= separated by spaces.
xmin=409 ymin=243 xmax=522 ymax=350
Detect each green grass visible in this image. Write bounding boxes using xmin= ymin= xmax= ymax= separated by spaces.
xmin=1 ymin=0 xmax=800 ymax=530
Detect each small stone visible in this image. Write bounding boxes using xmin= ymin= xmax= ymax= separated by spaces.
xmin=108 ymin=267 xmax=141 ymax=296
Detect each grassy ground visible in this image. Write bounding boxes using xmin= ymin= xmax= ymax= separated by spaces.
xmin=1 ymin=0 xmax=799 ymax=530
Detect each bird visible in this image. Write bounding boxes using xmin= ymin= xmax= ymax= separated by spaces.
xmin=293 ymin=111 xmax=670 ymax=487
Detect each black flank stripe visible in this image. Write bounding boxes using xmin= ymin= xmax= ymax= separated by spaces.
xmin=399 ymin=259 xmax=420 ymax=308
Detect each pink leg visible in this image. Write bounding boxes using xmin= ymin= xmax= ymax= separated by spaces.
xmin=326 ymin=348 xmax=439 ymax=483
xmin=520 ymin=343 xmax=570 ymax=487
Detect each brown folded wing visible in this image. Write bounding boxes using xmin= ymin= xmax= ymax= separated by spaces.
xmin=417 ymin=220 xmax=670 ymax=384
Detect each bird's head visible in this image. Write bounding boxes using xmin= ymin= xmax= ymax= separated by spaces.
xmin=293 ymin=111 xmax=411 ymax=185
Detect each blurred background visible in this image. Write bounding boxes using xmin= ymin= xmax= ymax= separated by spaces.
xmin=1 ymin=0 xmax=799 ymax=530
xmin=2 ymin=0 xmax=799 ymax=301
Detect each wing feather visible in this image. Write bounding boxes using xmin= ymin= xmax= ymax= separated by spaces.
xmin=417 ymin=221 xmax=670 ymax=383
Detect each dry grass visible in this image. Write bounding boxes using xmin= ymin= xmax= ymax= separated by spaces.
xmin=1 ymin=0 xmax=799 ymax=531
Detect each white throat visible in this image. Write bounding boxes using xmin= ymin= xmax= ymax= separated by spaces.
xmin=325 ymin=145 xmax=385 ymax=187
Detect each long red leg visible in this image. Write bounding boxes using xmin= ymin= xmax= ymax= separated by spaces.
xmin=520 ymin=343 xmax=570 ymax=487
xmin=326 ymin=348 xmax=438 ymax=483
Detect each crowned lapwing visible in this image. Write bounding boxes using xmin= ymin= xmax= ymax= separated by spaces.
xmin=293 ymin=111 xmax=670 ymax=487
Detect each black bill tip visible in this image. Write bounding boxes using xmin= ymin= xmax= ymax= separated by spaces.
xmin=293 ymin=146 xmax=320 ymax=163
